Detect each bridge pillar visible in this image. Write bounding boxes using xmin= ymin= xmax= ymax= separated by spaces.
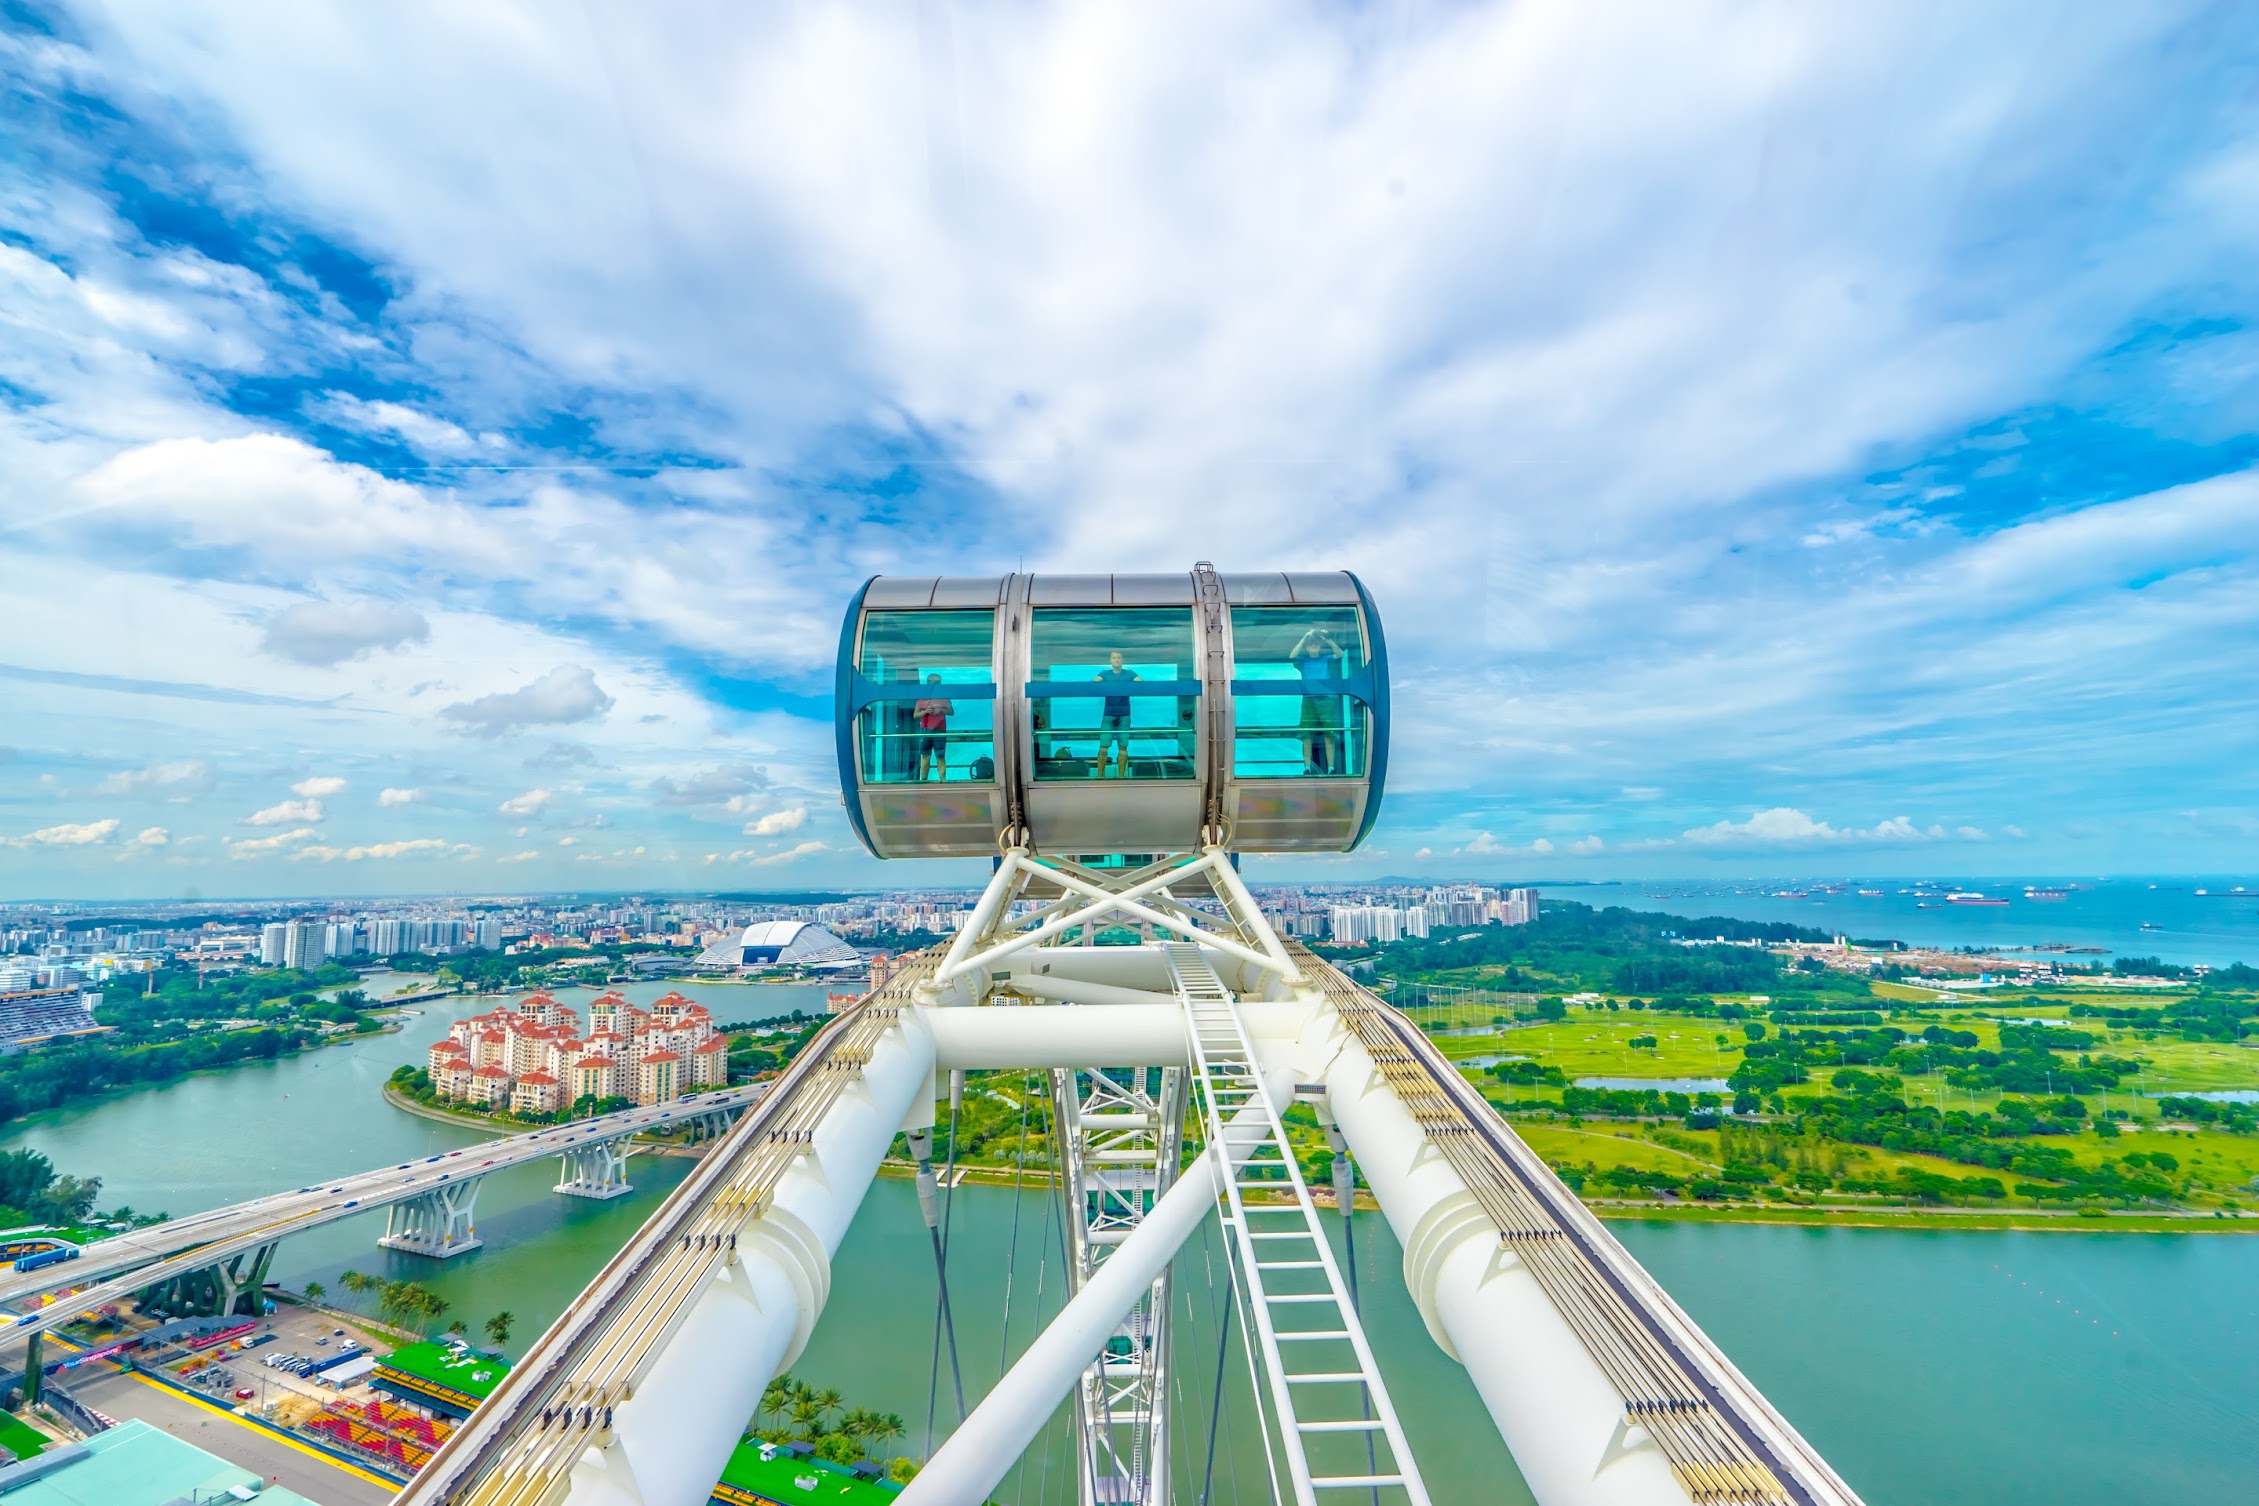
xmin=134 ymin=1241 xmax=280 ymax=1319
xmin=210 ymin=1242 xmax=276 ymax=1316
xmin=378 ymin=1178 xmax=485 ymax=1259
xmin=555 ymin=1138 xmax=634 ymax=1201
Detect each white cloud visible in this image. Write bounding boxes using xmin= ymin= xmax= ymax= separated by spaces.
xmin=744 ymin=806 xmax=808 ymax=837
xmin=497 ymin=850 xmax=541 ymax=863
xmin=291 ymin=775 xmax=347 ymax=797
xmin=244 ymin=798 xmax=324 ymax=826
xmin=744 ymin=840 xmax=826 ymax=865
xmin=95 ymin=760 xmax=214 ymax=800
xmin=499 ymin=788 xmax=552 ymax=816
xmin=4 ymin=6 xmax=2255 ymax=889
xmin=130 ymin=826 xmax=170 ymax=847
xmin=1568 ymin=836 xmax=1605 ymax=855
xmin=227 ymin=826 xmax=320 ymax=857
xmin=441 ymin=666 xmax=615 ymax=737
xmin=1678 ymin=808 xmax=1961 ymax=847
xmin=654 ymin=766 xmax=770 ymax=807
xmin=260 ymin=599 xmax=430 ymax=666
xmin=13 ymin=819 xmax=120 ymax=847
xmin=312 ymin=392 xmax=481 ymax=455
xmin=306 ymin=838 xmax=466 ymax=861
xmin=379 ymin=787 xmax=421 ymax=806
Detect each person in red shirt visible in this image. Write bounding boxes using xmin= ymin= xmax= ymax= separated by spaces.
xmin=913 ymin=674 xmax=955 ymax=780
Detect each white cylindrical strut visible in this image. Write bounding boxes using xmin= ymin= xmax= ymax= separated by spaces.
xmin=1311 ymin=1012 xmax=1695 ymax=1506
xmin=565 ymin=1012 xmax=938 ymax=1506
xmin=896 ymin=1098 xmax=1267 ymax=1506
xmin=923 ymin=1003 xmax=1189 ymax=1070
xmin=1007 ymin=973 xmax=1180 ymax=1009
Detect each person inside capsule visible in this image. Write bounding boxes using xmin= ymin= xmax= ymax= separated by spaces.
xmin=912 ymin=673 xmax=955 ymax=781
xmin=1291 ymin=625 xmax=1345 ymax=775
xmin=1094 ymin=649 xmax=1140 ymax=777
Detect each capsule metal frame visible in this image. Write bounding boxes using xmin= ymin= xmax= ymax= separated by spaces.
xmin=835 ymin=564 xmax=1390 ymax=859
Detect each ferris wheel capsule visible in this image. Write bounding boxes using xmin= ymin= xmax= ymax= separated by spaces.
xmin=835 ymin=564 xmax=1390 ymax=859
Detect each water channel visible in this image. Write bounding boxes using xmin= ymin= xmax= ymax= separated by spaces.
xmin=3 ymin=976 xmax=2254 ymax=1502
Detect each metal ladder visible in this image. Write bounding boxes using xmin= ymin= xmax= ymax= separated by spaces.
xmin=1163 ymin=943 xmax=1430 ymax=1505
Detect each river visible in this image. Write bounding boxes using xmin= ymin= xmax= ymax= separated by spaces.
xmin=5 ymin=975 xmax=2257 ymax=1502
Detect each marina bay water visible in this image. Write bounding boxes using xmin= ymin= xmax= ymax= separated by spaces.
xmin=3 ymin=974 xmax=2256 ymax=1501
xmin=1549 ymin=878 xmax=2259 ymax=967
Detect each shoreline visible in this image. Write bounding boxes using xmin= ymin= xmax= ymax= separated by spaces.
xmin=377 ymin=1082 xmax=711 ymax=1156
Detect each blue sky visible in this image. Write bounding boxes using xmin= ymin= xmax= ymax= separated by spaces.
xmin=3 ymin=1 xmax=2257 ymax=900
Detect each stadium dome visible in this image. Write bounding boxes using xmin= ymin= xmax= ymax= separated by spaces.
xmin=696 ymin=920 xmax=859 ymax=970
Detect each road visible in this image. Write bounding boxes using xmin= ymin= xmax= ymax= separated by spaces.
xmin=0 ymin=1082 xmax=770 ymax=1344
xmin=66 ymin=1364 xmax=398 ymax=1506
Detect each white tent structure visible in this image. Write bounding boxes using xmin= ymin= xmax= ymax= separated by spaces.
xmin=694 ymin=920 xmax=858 ymax=971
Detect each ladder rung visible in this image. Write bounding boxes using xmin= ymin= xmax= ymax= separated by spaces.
xmin=1275 ymin=1331 xmax=1351 ymax=1341
xmin=1248 ymin=1231 xmax=1317 ymax=1241
xmin=1262 ymin=1293 xmax=1338 ymax=1304
xmin=1255 ymin=1260 xmax=1325 ymax=1271
xmin=1313 ymin=1476 xmax=1405 ymax=1490
xmin=1299 ymin=1417 xmax=1385 ymax=1429
xmin=1285 ymin=1372 xmax=1370 ymax=1384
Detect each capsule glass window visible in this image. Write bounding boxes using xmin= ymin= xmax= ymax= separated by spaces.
xmin=1229 ymin=605 xmax=1370 ymax=780
xmin=1028 ymin=608 xmax=1198 ymax=782
xmin=855 ymin=610 xmax=996 ymax=786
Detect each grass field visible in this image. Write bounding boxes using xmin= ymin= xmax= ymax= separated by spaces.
xmin=0 ymin=1413 xmax=48 ymax=1458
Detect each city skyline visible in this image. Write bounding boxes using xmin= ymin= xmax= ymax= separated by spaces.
xmin=7 ymin=4 xmax=2259 ymax=898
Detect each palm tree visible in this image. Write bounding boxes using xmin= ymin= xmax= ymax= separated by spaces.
xmin=788 ymin=1397 xmax=822 ymax=1441
xmin=444 ymin=1319 xmax=469 ymax=1337
xmin=302 ymin=1280 xmax=326 ymax=1303
xmin=758 ymin=1376 xmax=793 ymax=1434
xmin=484 ymin=1311 xmax=515 ymax=1347
xmin=873 ymin=1412 xmax=906 ymax=1459
xmin=338 ymin=1270 xmax=375 ymax=1310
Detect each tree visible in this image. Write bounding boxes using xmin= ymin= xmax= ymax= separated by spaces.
xmin=759 ymin=1375 xmax=793 ymax=1433
xmin=445 ymin=1319 xmax=469 ymax=1336
xmin=339 ymin=1270 xmax=376 ymax=1305
xmin=303 ymin=1280 xmax=326 ymax=1303
xmin=484 ymin=1311 xmax=515 ymax=1347
xmin=788 ymin=1397 xmax=822 ymax=1440
xmin=814 ymin=1386 xmax=843 ymax=1432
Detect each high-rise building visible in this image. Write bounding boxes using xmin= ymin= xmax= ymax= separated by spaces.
xmin=326 ymin=922 xmax=362 ymax=958
xmin=260 ymin=922 xmax=289 ymax=966
xmin=1401 ymin=907 xmax=1431 ymax=939
xmin=282 ymin=920 xmax=325 ymax=970
xmin=473 ymin=919 xmax=505 ymax=951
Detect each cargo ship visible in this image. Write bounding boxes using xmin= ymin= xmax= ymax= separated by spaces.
xmin=2023 ymin=888 xmax=2068 ymax=901
xmin=1947 ymin=892 xmax=2009 ymax=906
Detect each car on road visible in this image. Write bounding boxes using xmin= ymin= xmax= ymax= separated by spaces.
xmin=234 ymin=1387 xmax=254 ymax=1400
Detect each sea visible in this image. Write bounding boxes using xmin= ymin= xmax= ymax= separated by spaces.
xmin=1548 ymin=878 xmax=2259 ymax=968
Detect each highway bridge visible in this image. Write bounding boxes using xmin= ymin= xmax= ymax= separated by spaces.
xmin=0 ymin=1084 xmax=767 ymax=1346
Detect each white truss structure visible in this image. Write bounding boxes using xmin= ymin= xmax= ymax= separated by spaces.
xmin=1056 ymin=1061 xmax=1187 ymax=1505
xmin=931 ymin=845 xmax=1425 ymax=1506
